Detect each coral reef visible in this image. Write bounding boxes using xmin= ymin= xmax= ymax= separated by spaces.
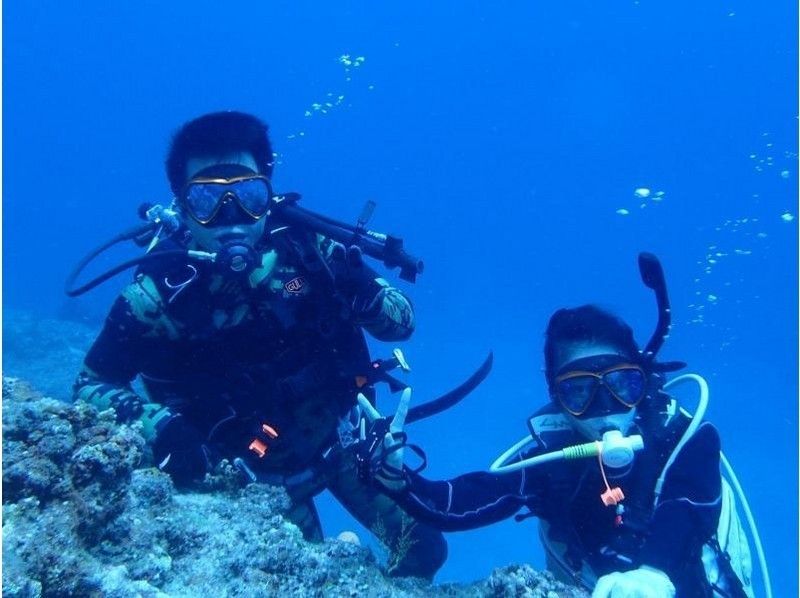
xmin=3 ymin=309 xmax=587 ymax=596
xmin=2 ymin=373 xmax=588 ymax=597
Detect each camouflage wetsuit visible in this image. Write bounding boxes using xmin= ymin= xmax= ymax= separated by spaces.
xmin=74 ymin=231 xmax=447 ymax=578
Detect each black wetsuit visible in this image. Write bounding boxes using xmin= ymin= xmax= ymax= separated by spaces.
xmin=74 ymin=232 xmax=447 ymax=578
xmin=390 ymin=406 xmax=723 ymax=595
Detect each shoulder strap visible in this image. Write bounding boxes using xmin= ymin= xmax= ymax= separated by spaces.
xmin=621 ymin=412 xmax=690 ymax=532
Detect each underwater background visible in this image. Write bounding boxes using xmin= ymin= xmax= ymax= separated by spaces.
xmin=4 ymin=1 xmax=797 ymax=595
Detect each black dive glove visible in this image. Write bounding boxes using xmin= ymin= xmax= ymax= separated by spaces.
xmin=152 ymin=415 xmax=209 ymax=486
xmin=328 ymin=242 xmax=384 ymax=319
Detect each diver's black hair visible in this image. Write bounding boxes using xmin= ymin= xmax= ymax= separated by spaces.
xmin=165 ymin=111 xmax=274 ymax=195
xmin=544 ymin=305 xmax=639 ymax=386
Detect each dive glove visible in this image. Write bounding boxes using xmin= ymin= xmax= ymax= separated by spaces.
xmin=355 ymin=389 xmax=427 ymax=492
xmin=592 ymin=566 xmax=675 ymax=598
xmin=152 ymin=415 xmax=210 ymax=486
xmin=328 ymin=243 xmax=383 ymax=313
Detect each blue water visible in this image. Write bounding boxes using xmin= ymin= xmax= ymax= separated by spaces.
xmin=4 ymin=1 xmax=797 ymax=594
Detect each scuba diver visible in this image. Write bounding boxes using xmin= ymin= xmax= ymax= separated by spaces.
xmin=69 ymin=110 xmax=452 ymax=578
xmin=358 ymin=254 xmax=768 ymax=597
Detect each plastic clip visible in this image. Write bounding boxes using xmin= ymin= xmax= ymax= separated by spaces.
xmin=249 ymin=439 xmax=268 ymax=458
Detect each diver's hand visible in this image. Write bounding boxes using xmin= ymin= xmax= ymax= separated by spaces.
xmin=152 ymin=415 xmax=209 ymax=486
xmin=329 ymin=242 xmax=379 ymax=299
xmin=357 ymin=387 xmax=412 ymax=491
xmin=592 ymin=566 xmax=675 ymax=598
xmin=330 ymin=241 xmax=364 ymax=267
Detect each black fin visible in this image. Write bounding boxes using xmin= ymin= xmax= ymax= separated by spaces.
xmin=406 ymin=352 xmax=493 ymax=424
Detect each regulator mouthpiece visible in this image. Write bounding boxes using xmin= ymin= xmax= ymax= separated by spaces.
xmin=601 ymin=430 xmax=644 ymax=468
xmin=217 ymin=242 xmax=258 ymax=276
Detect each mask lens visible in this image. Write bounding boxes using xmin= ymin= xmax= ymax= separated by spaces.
xmin=184 ymin=182 xmax=227 ymax=222
xmin=556 ymin=375 xmax=598 ymax=415
xmin=231 ymin=177 xmax=271 ymax=217
xmin=603 ymin=368 xmax=646 ymax=406
xmin=182 ymin=176 xmax=272 ymax=224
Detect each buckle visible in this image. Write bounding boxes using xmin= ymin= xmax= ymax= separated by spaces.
xmin=249 ymin=439 xmax=268 ymax=458
xmin=248 ymin=422 xmax=280 ymax=458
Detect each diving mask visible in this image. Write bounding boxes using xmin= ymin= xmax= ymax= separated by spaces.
xmin=553 ymin=358 xmax=646 ymax=417
xmin=180 ymin=174 xmax=273 ymax=225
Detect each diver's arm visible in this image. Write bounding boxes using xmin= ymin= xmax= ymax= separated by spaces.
xmin=354 ymin=277 xmax=415 ymax=341
xmin=638 ymin=422 xmax=722 ymax=576
xmin=73 ymin=281 xmax=176 ymax=444
xmin=359 ymin=392 xmax=539 ymax=531
xmin=387 ymin=467 xmax=537 ymax=532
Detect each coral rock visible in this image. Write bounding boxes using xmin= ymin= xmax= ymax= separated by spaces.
xmin=2 ymin=369 xmax=588 ymax=598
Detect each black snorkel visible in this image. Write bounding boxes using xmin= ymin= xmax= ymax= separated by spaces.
xmin=636 ymin=252 xmax=686 ymax=373
xmin=634 ymin=252 xmax=687 ymax=428
xmin=638 ymin=252 xmax=671 ymax=361
xmin=64 ymin=195 xmax=425 ymax=297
